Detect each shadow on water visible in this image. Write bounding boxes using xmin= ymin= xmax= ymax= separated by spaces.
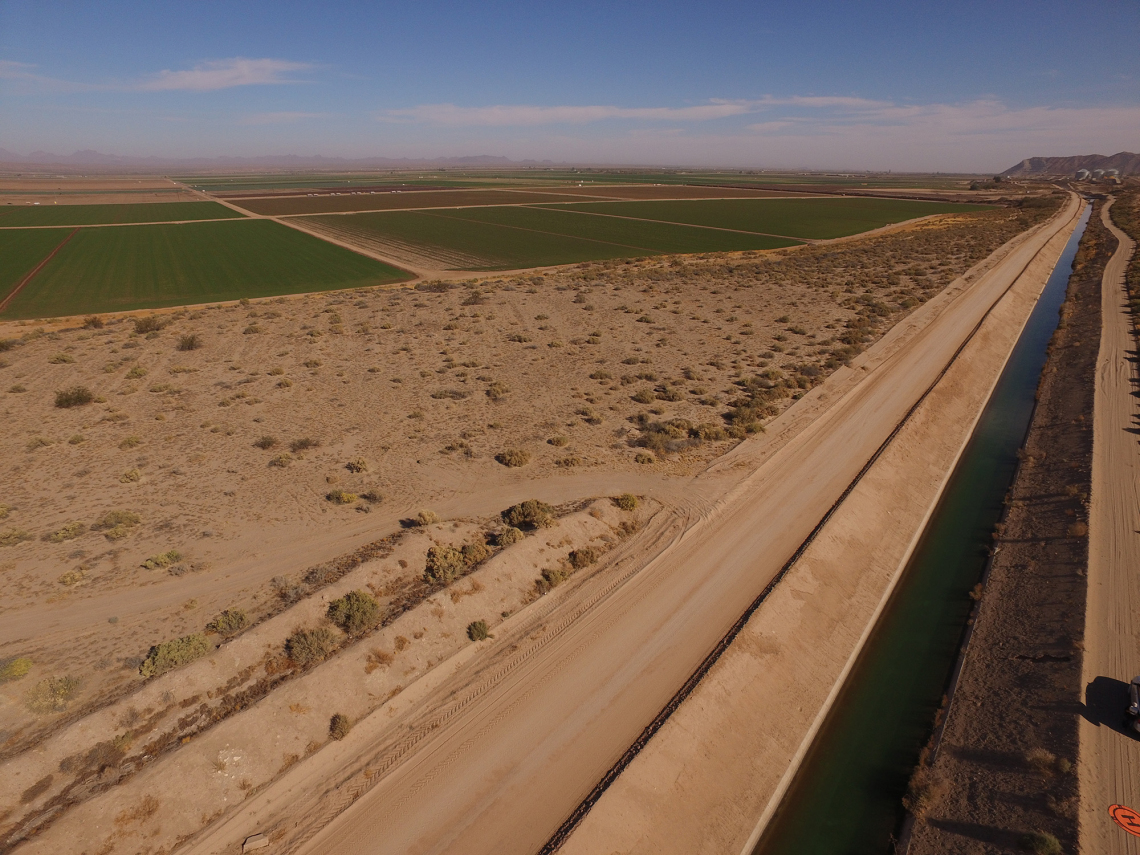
xmin=751 ymin=205 xmax=1091 ymax=855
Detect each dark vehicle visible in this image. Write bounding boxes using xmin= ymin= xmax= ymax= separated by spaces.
xmin=1128 ymin=676 xmax=1140 ymax=734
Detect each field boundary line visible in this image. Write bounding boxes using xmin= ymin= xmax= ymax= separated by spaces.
xmin=0 ymin=226 xmax=80 ymax=315
xmin=523 ymin=203 xmax=812 ymax=241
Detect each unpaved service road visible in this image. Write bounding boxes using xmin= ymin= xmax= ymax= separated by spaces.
xmin=1080 ymin=199 xmax=1140 ymax=854
xmin=179 ymin=199 xmax=1079 ymax=855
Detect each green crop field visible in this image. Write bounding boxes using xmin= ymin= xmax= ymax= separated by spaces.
xmin=306 ymin=206 xmax=800 ymax=270
xmin=0 ymin=201 xmax=245 ymax=227
xmin=235 ymin=188 xmax=596 ymax=217
xmin=0 ymin=220 xmax=411 ymax=319
xmin=0 ymin=229 xmax=72 ymax=301
xmin=541 ymin=197 xmax=989 ymax=240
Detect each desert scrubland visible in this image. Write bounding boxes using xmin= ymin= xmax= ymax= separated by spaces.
xmin=0 ymin=193 xmax=1061 ymax=852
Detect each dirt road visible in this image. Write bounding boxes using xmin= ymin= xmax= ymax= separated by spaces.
xmin=164 ymin=197 xmax=1083 ymax=855
xmin=1080 ymin=198 xmax=1140 ymax=853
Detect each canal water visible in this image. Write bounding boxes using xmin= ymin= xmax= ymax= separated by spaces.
xmin=752 ymin=204 xmax=1091 ymax=855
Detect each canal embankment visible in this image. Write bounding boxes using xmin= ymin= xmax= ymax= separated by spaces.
xmin=553 ymin=196 xmax=1083 ymax=855
xmin=902 ymin=198 xmax=1112 ymax=853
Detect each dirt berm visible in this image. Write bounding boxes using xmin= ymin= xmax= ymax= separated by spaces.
xmin=554 ymin=201 xmax=1085 ymax=854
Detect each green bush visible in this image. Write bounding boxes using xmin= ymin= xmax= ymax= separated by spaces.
xmin=614 ymin=493 xmax=638 ymax=511
xmin=501 ymin=499 xmax=555 ymax=530
xmin=327 ymin=590 xmax=381 ymax=635
xmin=0 ymin=657 xmax=33 ymax=683
xmin=285 ymin=627 xmax=336 ymax=665
xmin=424 ymin=546 xmax=466 ymax=585
xmin=329 ymin=713 xmax=352 ymax=740
xmin=205 ymin=609 xmax=248 ymax=637
xmin=467 ymin=620 xmax=491 ymax=641
xmin=25 ymin=675 xmax=81 ymax=714
xmin=139 ymin=633 xmax=211 ymax=678
xmin=55 ymin=386 xmax=94 ymax=408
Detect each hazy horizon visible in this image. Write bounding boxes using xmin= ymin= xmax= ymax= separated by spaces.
xmin=2 ymin=0 xmax=1138 ymax=173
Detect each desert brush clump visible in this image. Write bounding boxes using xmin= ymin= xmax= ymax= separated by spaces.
xmin=25 ymin=675 xmax=81 ymax=714
xmin=467 ymin=620 xmax=491 ymax=641
xmin=568 ymin=547 xmax=598 ymax=569
xmin=1018 ymin=831 xmax=1062 ymax=855
xmin=424 ymin=546 xmax=467 ymax=586
xmin=45 ymin=521 xmax=86 ymax=543
xmin=501 ymin=499 xmax=555 ymax=530
xmin=285 ymin=627 xmax=337 ymax=665
xmin=93 ymin=509 xmax=140 ymax=540
xmin=141 ymin=549 xmax=182 ymax=570
xmin=329 ymin=713 xmax=352 ymax=741
xmin=290 ymin=437 xmax=320 ymax=453
xmin=133 ymin=316 xmax=166 ymax=334
xmin=177 ymin=333 xmax=202 ymax=351
xmin=495 ymin=448 xmax=530 ymax=468
xmin=327 ymin=590 xmax=381 ymax=635
xmin=345 ymin=457 xmax=368 ymax=473
xmin=254 ymin=435 xmax=277 ymax=449
xmin=536 ymin=566 xmax=571 ymax=594
xmin=415 ymin=509 xmax=441 ymax=526
xmin=0 ymin=528 xmax=34 ymax=547
xmin=614 ymin=493 xmax=639 ymax=511
xmin=326 ymin=489 xmax=358 ymax=505
xmin=139 ymin=633 xmax=211 ymax=678
xmin=205 ymin=609 xmax=248 ymax=637
xmin=54 ymin=386 xmax=94 ymax=408
xmin=496 ymin=526 xmax=525 ymax=546
xmin=0 ymin=657 xmax=33 ymax=683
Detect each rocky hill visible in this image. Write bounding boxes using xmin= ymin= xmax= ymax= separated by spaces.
xmin=1002 ymin=151 xmax=1140 ymax=177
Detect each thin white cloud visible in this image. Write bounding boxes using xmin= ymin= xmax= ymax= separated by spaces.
xmin=240 ymin=111 xmax=326 ymax=125
xmin=380 ymin=100 xmax=757 ymax=126
xmin=138 ymin=58 xmax=312 ymax=91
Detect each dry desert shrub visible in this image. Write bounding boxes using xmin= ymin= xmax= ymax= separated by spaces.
xmin=415 ymin=509 xmax=440 ymax=526
xmin=83 ymin=315 xmax=104 ymax=329
xmin=25 ymin=675 xmax=82 ymax=714
xmin=25 ymin=436 xmax=52 ymax=451
xmin=177 ymin=333 xmax=202 ymax=351
xmin=0 ymin=656 xmax=33 ymax=683
xmin=634 ymin=452 xmax=655 ymax=464
xmin=1019 ymin=831 xmax=1062 ymax=855
xmin=902 ymin=764 xmax=946 ymax=819
xmin=44 ymin=521 xmax=86 ymax=543
xmin=345 ymin=457 xmax=368 ymax=473
xmin=285 ymin=627 xmax=337 ymax=665
xmin=365 ymin=647 xmax=393 ymax=673
xmin=141 ymin=549 xmax=182 ymax=570
xmin=467 ymin=620 xmax=491 ymax=641
xmin=326 ymin=489 xmax=357 ymax=505
xmin=613 ymin=493 xmax=639 ymax=511
xmin=547 ymin=435 xmax=569 ymax=447
xmin=290 ymin=437 xmax=320 ymax=453
xmin=254 ymin=435 xmax=277 ymax=449
xmin=327 ymin=590 xmax=381 ymax=635
xmin=502 ymin=499 xmax=554 ymax=529
xmin=485 ymin=381 xmax=510 ymax=400
xmin=269 ymin=453 xmax=292 ymax=468
xmin=424 ymin=546 xmax=466 ymax=585
xmin=48 ymin=352 xmax=75 ymax=364
xmin=0 ymin=528 xmax=33 ymax=547
xmin=568 ymin=547 xmax=598 ymax=569
xmin=205 ymin=609 xmax=248 ymax=637
xmin=57 ymin=567 xmax=86 ymax=586
xmin=139 ymin=633 xmax=211 ymax=678
xmin=536 ymin=566 xmax=570 ymax=594
xmin=496 ymin=526 xmax=525 ymax=546
xmin=329 ymin=713 xmax=352 ymax=741
xmin=133 ymin=316 xmax=165 ymax=334
xmin=125 ymin=365 xmax=146 ymax=379
xmin=54 ymin=386 xmax=94 ymax=408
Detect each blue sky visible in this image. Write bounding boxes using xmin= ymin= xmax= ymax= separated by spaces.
xmin=1 ymin=0 xmax=1137 ymax=171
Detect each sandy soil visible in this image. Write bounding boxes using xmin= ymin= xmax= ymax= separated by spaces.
xmin=1079 ymin=198 xmax=1140 ymax=854
xmin=0 ymin=199 xmax=1061 ymax=851
xmin=0 ymin=177 xmax=195 ymax=207
xmin=555 ymin=196 xmax=1083 ymax=855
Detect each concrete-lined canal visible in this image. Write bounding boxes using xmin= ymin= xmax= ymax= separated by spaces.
xmin=752 ymin=203 xmax=1092 ymax=855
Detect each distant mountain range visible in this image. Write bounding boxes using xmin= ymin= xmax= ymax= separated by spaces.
xmin=0 ymin=149 xmax=560 ymax=171
xmin=1002 ymin=151 xmax=1140 ymax=177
